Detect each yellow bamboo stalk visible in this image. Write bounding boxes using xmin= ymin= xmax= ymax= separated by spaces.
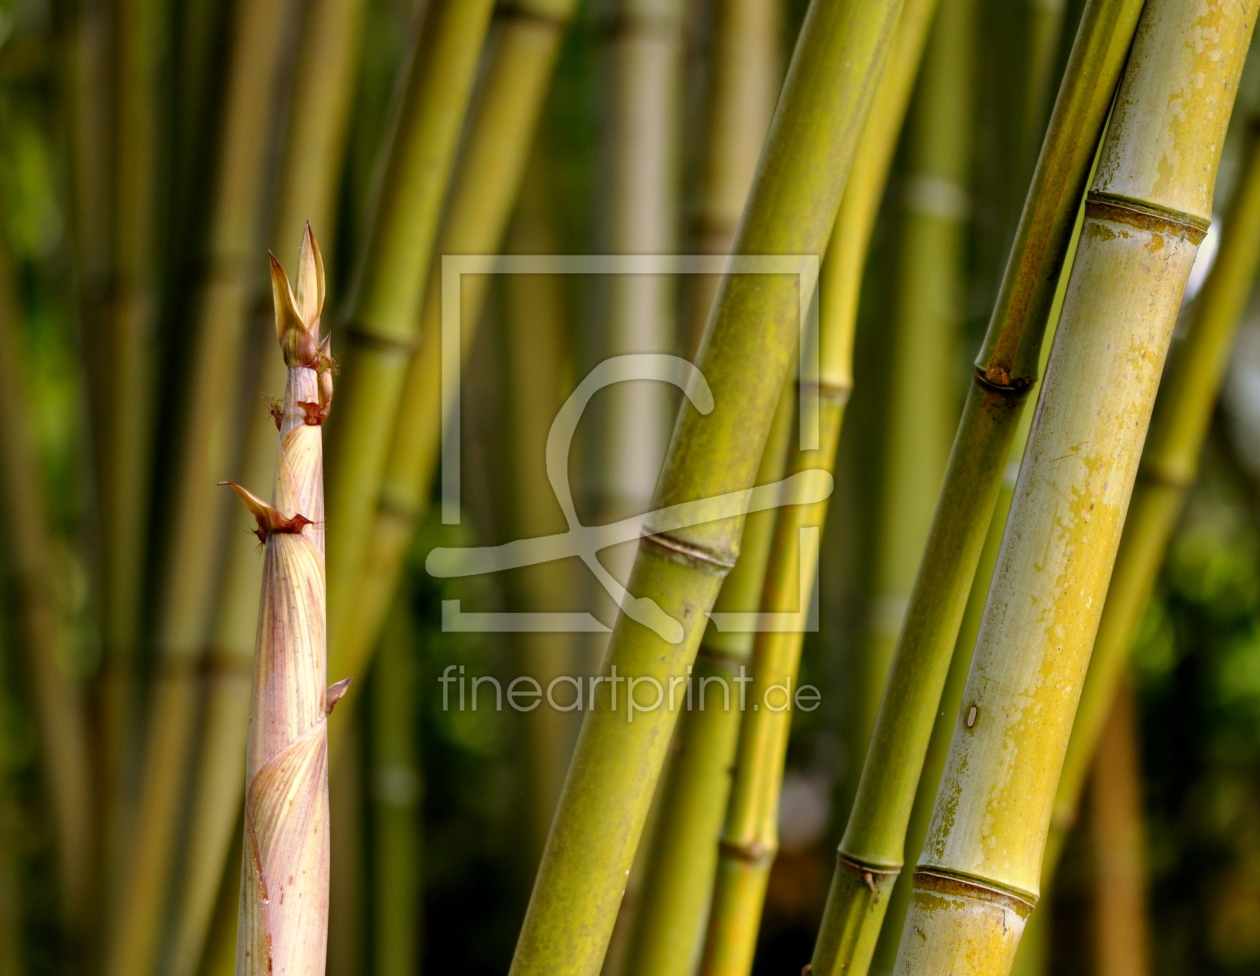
xmin=324 ymin=0 xmax=497 ymax=678
xmin=104 ymin=3 xmax=304 ymax=973
xmin=1043 ymin=114 xmax=1260 ymax=888
xmin=0 ymin=224 xmax=94 ymax=934
xmin=891 ymin=3 xmax=1254 ymax=971
xmin=167 ymin=4 xmax=371 ymax=972
xmin=329 ymin=0 xmax=580 ymax=693
xmin=625 ymin=2 xmax=935 ymax=972
xmin=1090 ymin=681 xmax=1150 ymax=976
xmin=684 ymin=0 xmax=781 ymax=355
xmin=229 ymin=228 xmax=346 ymax=976
xmin=507 ymin=1 xmax=905 ymax=971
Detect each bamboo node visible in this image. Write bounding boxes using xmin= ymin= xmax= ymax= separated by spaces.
xmin=641 ymin=530 xmax=737 ymax=575
xmin=1085 ymin=192 xmax=1210 ymax=245
xmin=912 ymin=868 xmax=1037 ymax=915
xmin=971 ymin=363 xmax=1033 ymax=395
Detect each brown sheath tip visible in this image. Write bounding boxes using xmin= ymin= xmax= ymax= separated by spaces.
xmin=326 ymin=678 xmax=353 ymax=714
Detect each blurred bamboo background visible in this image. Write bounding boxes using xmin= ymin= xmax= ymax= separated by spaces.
xmin=1 ymin=0 xmax=1260 ymax=974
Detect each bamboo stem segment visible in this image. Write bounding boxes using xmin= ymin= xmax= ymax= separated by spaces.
xmin=1045 ymin=114 xmax=1260 ymax=883
xmin=891 ymin=2 xmax=1254 ymax=971
xmin=809 ymin=2 xmax=1145 ymax=971
xmin=508 ymin=1 xmax=906 ymax=972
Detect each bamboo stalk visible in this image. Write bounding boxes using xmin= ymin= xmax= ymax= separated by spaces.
xmin=507 ymin=1 xmax=905 ymax=971
xmin=167 ymin=3 xmax=371 ymax=971
xmin=684 ymin=0 xmax=781 ymax=355
xmin=854 ymin=0 xmax=973 ymax=783
xmin=695 ymin=326 xmax=850 ymax=976
xmin=1090 ymin=680 xmax=1150 ymax=976
xmin=621 ymin=379 xmax=795 ymax=976
xmin=371 ymin=599 xmax=423 ymax=976
xmin=323 ymin=0 xmax=497 ymax=681
xmin=890 ymin=2 xmax=1254 ymax=971
xmin=869 ymin=190 xmax=1086 ymax=976
xmin=0 ymin=222 xmax=94 ymax=934
xmin=96 ymin=0 xmax=165 ymax=853
xmin=104 ymin=2 xmax=305 ymax=973
xmin=807 ymin=2 xmax=1143 ymax=972
xmin=1043 ymin=114 xmax=1260 ymax=887
xmin=624 ymin=2 xmax=935 ymax=971
xmin=328 ymin=0 xmax=581 ymax=694
xmin=501 ymin=158 xmax=584 ymax=861
xmin=229 ymin=227 xmax=344 ymax=976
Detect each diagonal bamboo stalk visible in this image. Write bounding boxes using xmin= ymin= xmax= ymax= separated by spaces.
xmin=623 ymin=2 xmax=936 ymax=971
xmin=853 ymin=0 xmax=974 ymax=789
xmin=166 ymin=4 xmax=371 ymax=972
xmin=890 ymin=1 xmax=1255 ymax=971
xmin=323 ymin=0 xmax=497 ymax=679
xmin=0 ymin=220 xmax=94 ymax=937
xmin=328 ymin=0 xmax=581 ymax=695
xmin=807 ymin=2 xmax=1144 ymax=972
xmin=230 ymin=227 xmax=344 ymax=976
xmin=104 ymin=2 xmax=305 ymax=973
xmin=1041 ymin=114 xmax=1260 ymax=890
xmin=507 ymin=1 xmax=906 ymax=972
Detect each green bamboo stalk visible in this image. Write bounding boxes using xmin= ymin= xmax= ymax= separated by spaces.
xmin=329 ymin=0 xmax=581 ymax=695
xmin=104 ymin=3 xmax=304 ymax=973
xmin=324 ymin=0 xmax=497 ymax=681
xmin=0 ymin=223 xmax=94 ymax=934
xmin=1042 ymin=113 xmax=1260 ymax=889
xmin=1090 ymin=681 xmax=1150 ymax=976
xmin=684 ymin=0 xmax=781 ymax=356
xmin=695 ymin=302 xmax=852 ymax=976
xmin=507 ymin=1 xmax=905 ymax=971
xmin=621 ymin=380 xmax=795 ymax=976
xmin=807 ymin=1 xmax=1143 ymax=972
xmin=890 ymin=2 xmax=1254 ymax=970
xmin=854 ymin=0 xmax=974 ymax=778
xmin=96 ymin=0 xmax=165 ymax=846
xmin=502 ymin=160 xmax=585 ymax=860
xmin=623 ymin=2 xmax=935 ymax=971
xmin=166 ymin=4 xmax=371 ymax=971
xmin=371 ymin=600 xmax=423 ymax=976
xmin=229 ymin=228 xmax=344 ymax=976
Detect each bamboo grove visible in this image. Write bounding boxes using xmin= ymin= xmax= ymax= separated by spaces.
xmin=4 ymin=0 xmax=1260 ymax=974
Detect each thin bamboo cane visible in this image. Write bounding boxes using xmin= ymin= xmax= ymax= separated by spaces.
xmin=624 ymin=2 xmax=935 ymax=971
xmin=96 ymin=0 xmax=164 ymax=853
xmin=1089 ymin=680 xmax=1150 ymax=976
xmin=684 ymin=0 xmax=781 ymax=356
xmin=328 ymin=0 xmax=581 ymax=695
xmin=696 ymin=321 xmax=851 ymax=976
xmin=502 ymin=160 xmax=584 ymax=861
xmin=854 ymin=0 xmax=974 ymax=783
xmin=808 ymin=2 xmax=1142 ymax=972
xmin=507 ymin=1 xmax=905 ymax=971
xmin=323 ymin=0 xmax=497 ymax=679
xmin=597 ymin=0 xmax=684 ymax=544
xmin=167 ymin=4 xmax=370 ymax=972
xmin=890 ymin=2 xmax=1254 ymax=971
xmin=621 ymin=379 xmax=795 ymax=976
xmin=104 ymin=3 xmax=304 ymax=974
xmin=0 ymin=226 xmax=94 ymax=934
xmin=1043 ymin=114 xmax=1260 ymax=887
xmin=371 ymin=600 xmax=423 ymax=976
xmin=229 ymin=228 xmax=344 ymax=976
